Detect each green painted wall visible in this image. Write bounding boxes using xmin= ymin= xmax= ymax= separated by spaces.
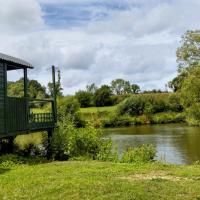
xmin=0 ymin=63 xmax=5 ymax=136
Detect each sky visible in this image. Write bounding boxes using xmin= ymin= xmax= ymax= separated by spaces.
xmin=1 ymin=0 xmax=200 ymax=94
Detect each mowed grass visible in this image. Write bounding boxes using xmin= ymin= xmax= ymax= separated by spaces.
xmin=1 ymin=160 xmax=200 ymax=199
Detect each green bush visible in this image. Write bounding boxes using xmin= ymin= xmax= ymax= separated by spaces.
xmin=186 ymin=103 xmax=200 ymax=125
xmin=57 ymin=97 xmax=85 ymax=127
xmin=167 ymin=93 xmax=183 ymax=112
xmin=117 ymin=96 xmax=145 ymax=116
xmin=75 ymin=90 xmax=93 ymax=108
xmin=51 ymin=116 xmax=113 ymax=160
xmin=57 ymin=97 xmax=80 ymax=117
xmin=96 ymin=139 xmax=118 ymax=162
xmin=152 ymin=112 xmax=185 ymax=124
xmin=117 ymin=95 xmax=168 ymax=116
xmin=121 ymin=144 xmax=156 ymax=163
xmin=102 ymin=114 xmax=133 ymax=127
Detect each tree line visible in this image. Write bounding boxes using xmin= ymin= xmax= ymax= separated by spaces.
xmin=75 ymin=79 xmax=140 ymax=108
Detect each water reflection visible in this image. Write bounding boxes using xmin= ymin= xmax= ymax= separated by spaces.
xmin=103 ymin=124 xmax=200 ymax=165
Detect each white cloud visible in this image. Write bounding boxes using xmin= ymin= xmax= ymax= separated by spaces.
xmin=0 ymin=0 xmax=44 ymax=34
xmin=1 ymin=0 xmax=200 ymax=94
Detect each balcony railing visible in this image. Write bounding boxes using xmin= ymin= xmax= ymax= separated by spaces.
xmin=6 ymin=97 xmax=55 ymax=133
xmin=29 ymin=98 xmax=55 ymax=131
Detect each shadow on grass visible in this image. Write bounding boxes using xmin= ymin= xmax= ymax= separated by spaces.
xmin=0 ymin=154 xmax=50 ymax=167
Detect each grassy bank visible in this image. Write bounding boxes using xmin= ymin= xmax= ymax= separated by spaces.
xmin=1 ymin=159 xmax=200 ymax=199
xmin=80 ymin=106 xmax=185 ymax=127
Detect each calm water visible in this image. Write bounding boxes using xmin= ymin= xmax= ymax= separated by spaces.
xmin=103 ymin=124 xmax=200 ymax=165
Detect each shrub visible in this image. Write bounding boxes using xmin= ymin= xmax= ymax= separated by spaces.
xmin=186 ymin=103 xmax=200 ymax=125
xmin=167 ymin=93 xmax=183 ymax=112
xmin=75 ymin=90 xmax=93 ymax=107
xmin=102 ymin=114 xmax=133 ymax=127
xmin=117 ymin=96 xmax=145 ymax=116
xmin=117 ymin=94 xmax=168 ymax=116
xmin=57 ymin=97 xmax=85 ymax=127
xmin=96 ymin=139 xmax=118 ymax=162
xmin=152 ymin=112 xmax=185 ymax=124
xmin=94 ymin=85 xmax=113 ymax=107
xmin=57 ymin=97 xmax=80 ymax=117
xmin=51 ymin=116 xmax=113 ymax=160
xmin=121 ymin=144 xmax=156 ymax=164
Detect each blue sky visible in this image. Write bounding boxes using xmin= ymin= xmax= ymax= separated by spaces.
xmin=0 ymin=0 xmax=200 ymax=94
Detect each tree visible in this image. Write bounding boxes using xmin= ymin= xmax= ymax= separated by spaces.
xmin=168 ymin=72 xmax=188 ymax=92
xmin=177 ymin=30 xmax=200 ymax=70
xmin=169 ymin=30 xmax=200 ymax=91
xmin=111 ymin=79 xmax=140 ymax=95
xmin=86 ymin=83 xmax=97 ymax=94
xmin=180 ymin=67 xmax=200 ymax=107
xmin=179 ymin=66 xmax=200 ymax=125
xmin=48 ymin=69 xmax=63 ymax=97
xmin=111 ymin=79 xmax=130 ymax=95
xmin=130 ymin=84 xmax=140 ymax=94
xmin=94 ymin=85 xmax=113 ymax=107
xmin=75 ymin=90 xmax=93 ymax=108
xmin=8 ymin=78 xmax=47 ymax=99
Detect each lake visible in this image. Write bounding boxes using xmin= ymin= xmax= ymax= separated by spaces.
xmin=104 ymin=124 xmax=200 ymax=165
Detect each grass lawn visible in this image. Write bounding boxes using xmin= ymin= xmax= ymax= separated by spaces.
xmin=1 ymin=160 xmax=200 ymax=199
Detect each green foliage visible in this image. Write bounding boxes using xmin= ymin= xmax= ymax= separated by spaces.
xmin=169 ymin=30 xmax=200 ymax=92
xmin=117 ymin=94 xmax=168 ymax=117
xmin=94 ymin=85 xmax=113 ymax=107
xmin=56 ymin=97 xmax=84 ymax=127
xmin=8 ymin=78 xmax=47 ymax=100
xmin=180 ymin=67 xmax=200 ymax=107
xmin=178 ymin=67 xmax=200 ymax=125
xmin=168 ymin=71 xmax=188 ymax=92
xmin=152 ymin=112 xmax=185 ymax=124
xmin=111 ymin=94 xmax=131 ymax=105
xmin=57 ymin=97 xmax=80 ymax=117
xmin=48 ymin=69 xmax=63 ymax=97
xmin=96 ymin=139 xmax=118 ymax=162
xmin=0 ymin=154 xmax=47 ymax=168
xmin=111 ymin=78 xmax=140 ymax=95
xmin=102 ymin=114 xmax=134 ymax=127
xmin=121 ymin=145 xmax=156 ymax=163
xmin=185 ymin=103 xmax=200 ymax=126
xmin=177 ymin=30 xmax=200 ymax=69
xmin=117 ymin=95 xmax=144 ymax=116
xmin=51 ymin=116 xmax=113 ymax=160
xmin=75 ymin=90 xmax=93 ymax=107
xmin=86 ymin=83 xmax=97 ymax=94
xmin=167 ymin=93 xmax=183 ymax=112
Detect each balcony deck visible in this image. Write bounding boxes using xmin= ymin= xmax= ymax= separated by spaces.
xmin=4 ymin=97 xmax=56 ymax=137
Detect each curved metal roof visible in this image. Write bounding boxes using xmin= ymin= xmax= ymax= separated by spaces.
xmin=0 ymin=53 xmax=33 ymax=69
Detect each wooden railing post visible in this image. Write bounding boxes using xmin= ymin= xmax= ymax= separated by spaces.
xmin=52 ymin=66 xmax=57 ymax=123
xmin=24 ymin=68 xmax=29 ymax=130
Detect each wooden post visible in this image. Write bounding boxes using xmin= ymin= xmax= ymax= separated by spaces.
xmin=47 ymin=129 xmax=53 ymax=160
xmin=24 ymin=68 xmax=29 ymax=130
xmin=4 ymin=64 xmax=7 ymax=135
xmin=52 ymin=66 xmax=57 ymax=123
xmin=7 ymin=136 xmax=14 ymax=153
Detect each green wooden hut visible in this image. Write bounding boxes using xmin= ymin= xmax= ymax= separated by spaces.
xmin=0 ymin=53 xmax=56 ymax=145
